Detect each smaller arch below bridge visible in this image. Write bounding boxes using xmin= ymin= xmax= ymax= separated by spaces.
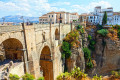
xmin=0 ymin=38 xmax=24 ymax=63
xmin=40 ymin=46 xmax=53 ymax=80
xmin=55 ymin=28 xmax=60 ymax=40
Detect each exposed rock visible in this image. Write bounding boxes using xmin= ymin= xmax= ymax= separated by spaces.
xmin=95 ymin=37 xmax=120 ymax=75
xmin=66 ymin=48 xmax=85 ymax=72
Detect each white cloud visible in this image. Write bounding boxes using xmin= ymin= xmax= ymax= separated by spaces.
xmin=50 ymin=2 xmax=70 ymax=7
xmin=0 ymin=0 xmax=112 ymax=17
xmin=71 ymin=1 xmax=112 ymax=13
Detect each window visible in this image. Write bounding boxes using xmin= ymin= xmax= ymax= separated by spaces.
xmin=49 ymin=15 xmax=50 ymax=18
xmin=52 ymin=15 xmax=53 ymax=17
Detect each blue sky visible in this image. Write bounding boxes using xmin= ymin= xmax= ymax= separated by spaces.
xmin=0 ymin=0 xmax=120 ymax=18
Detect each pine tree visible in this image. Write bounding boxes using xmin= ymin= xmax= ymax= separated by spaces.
xmin=102 ymin=11 xmax=107 ymax=26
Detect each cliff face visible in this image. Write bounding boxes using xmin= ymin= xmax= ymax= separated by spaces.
xmin=66 ymin=48 xmax=85 ymax=72
xmin=65 ymin=32 xmax=88 ymax=72
xmin=95 ymin=36 xmax=120 ymax=75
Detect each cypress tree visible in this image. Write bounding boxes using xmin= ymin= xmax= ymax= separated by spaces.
xmin=102 ymin=11 xmax=107 ymax=26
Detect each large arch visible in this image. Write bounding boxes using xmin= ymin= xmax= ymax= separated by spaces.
xmin=55 ymin=28 xmax=59 ymax=40
xmin=0 ymin=38 xmax=24 ymax=62
xmin=40 ymin=46 xmax=53 ymax=80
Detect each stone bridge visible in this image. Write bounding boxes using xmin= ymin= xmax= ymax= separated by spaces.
xmin=0 ymin=23 xmax=85 ymax=80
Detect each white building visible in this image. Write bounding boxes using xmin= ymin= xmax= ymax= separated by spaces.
xmin=39 ymin=11 xmax=79 ymax=24
xmin=81 ymin=6 xmax=120 ymax=25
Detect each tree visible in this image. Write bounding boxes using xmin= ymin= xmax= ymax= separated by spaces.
xmin=97 ymin=29 xmax=109 ymax=37
xmin=102 ymin=11 xmax=107 ymax=26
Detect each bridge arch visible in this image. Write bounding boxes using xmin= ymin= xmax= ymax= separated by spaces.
xmin=39 ymin=45 xmax=53 ymax=80
xmin=0 ymin=38 xmax=24 ymax=62
xmin=55 ymin=28 xmax=59 ymax=40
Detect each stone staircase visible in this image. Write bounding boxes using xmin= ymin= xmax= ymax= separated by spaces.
xmin=0 ymin=61 xmax=14 ymax=80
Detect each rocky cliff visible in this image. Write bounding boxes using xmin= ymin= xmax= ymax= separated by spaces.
xmin=95 ymin=36 xmax=120 ymax=75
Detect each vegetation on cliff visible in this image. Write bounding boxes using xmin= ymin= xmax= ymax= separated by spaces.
xmin=61 ymin=41 xmax=71 ymax=59
xmin=97 ymin=29 xmax=109 ymax=37
xmin=112 ymin=25 xmax=120 ymax=39
xmin=9 ymin=74 xmax=20 ymax=80
xmin=57 ymin=67 xmax=88 ymax=80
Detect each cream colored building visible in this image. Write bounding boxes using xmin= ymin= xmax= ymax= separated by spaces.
xmin=39 ymin=11 xmax=79 ymax=24
xmin=39 ymin=14 xmax=48 ymax=24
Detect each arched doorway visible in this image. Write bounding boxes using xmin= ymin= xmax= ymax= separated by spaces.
xmin=55 ymin=29 xmax=59 ymax=40
xmin=40 ymin=46 xmax=53 ymax=80
xmin=0 ymin=38 xmax=23 ymax=63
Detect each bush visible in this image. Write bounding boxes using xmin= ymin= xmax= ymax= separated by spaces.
xmin=97 ymin=29 xmax=109 ymax=37
xmin=86 ymin=59 xmax=93 ymax=69
xmin=76 ymin=25 xmax=82 ymax=30
xmin=83 ymin=48 xmax=91 ymax=59
xmin=88 ymin=35 xmax=92 ymax=41
xmin=112 ymin=24 xmax=120 ymax=30
xmin=61 ymin=41 xmax=71 ymax=59
xmin=9 ymin=74 xmax=20 ymax=80
xmin=57 ymin=72 xmax=71 ymax=80
xmin=64 ymin=30 xmax=80 ymax=48
xmin=71 ymin=67 xmax=87 ymax=79
xmin=96 ymin=24 xmax=103 ymax=30
xmin=93 ymin=74 xmax=102 ymax=80
xmin=79 ymin=28 xmax=84 ymax=34
xmin=112 ymin=25 xmax=120 ymax=39
xmin=111 ymin=71 xmax=120 ymax=78
xmin=89 ymin=40 xmax=96 ymax=51
xmin=37 ymin=77 xmax=44 ymax=80
xmin=22 ymin=73 xmax=35 ymax=80
xmin=117 ymin=30 xmax=120 ymax=39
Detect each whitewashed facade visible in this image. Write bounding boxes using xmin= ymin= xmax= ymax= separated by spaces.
xmin=87 ymin=6 xmax=120 ymax=25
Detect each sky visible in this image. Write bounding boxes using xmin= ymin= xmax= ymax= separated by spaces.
xmin=0 ymin=0 xmax=120 ymax=18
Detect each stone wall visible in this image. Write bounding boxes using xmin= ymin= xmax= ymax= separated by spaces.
xmin=10 ymin=62 xmax=24 ymax=77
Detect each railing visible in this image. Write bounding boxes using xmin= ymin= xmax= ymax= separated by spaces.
xmin=0 ymin=25 xmax=23 ymax=33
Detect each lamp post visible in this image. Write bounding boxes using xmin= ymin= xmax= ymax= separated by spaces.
xmin=20 ymin=16 xmax=24 ymax=24
xmin=2 ymin=17 xmax=5 ymax=25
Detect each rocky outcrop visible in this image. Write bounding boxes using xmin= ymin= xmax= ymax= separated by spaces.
xmin=95 ymin=36 xmax=120 ymax=75
xmin=66 ymin=47 xmax=85 ymax=72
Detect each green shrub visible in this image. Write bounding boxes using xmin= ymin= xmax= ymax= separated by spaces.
xmin=88 ymin=35 xmax=92 ymax=41
xmin=76 ymin=25 xmax=82 ymax=30
xmin=9 ymin=74 xmax=20 ymax=80
xmin=83 ymin=48 xmax=91 ymax=59
xmin=71 ymin=67 xmax=87 ymax=78
xmin=96 ymin=24 xmax=103 ymax=30
xmin=79 ymin=28 xmax=84 ymax=34
xmin=117 ymin=30 xmax=120 ymax=39
xmin=37 ymin=77 xmax=44 ymax=80
xmin=86 ymin=59 xmax=93 ymax=69
xmin=22 ymin=73 xmax=35 ymax=80
xmin=93 ymin=74 xmax=102 ymax=80
xmin=57 ymin=72 xmax=71 ymax=80
xmin=97 ymin=29 xmax=109 ymax=37
xmin=61 ymin=41 xmax=71 ymax=59
xmin=112 ymin=25 xmax=120 ymax=39
xmin=89 ymin=40 xmax=96 ymax=51
xmin=112 ymin=24 xmax=120 ymax=30
xmin=111 ymin=71 xmax=120 ymax=78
